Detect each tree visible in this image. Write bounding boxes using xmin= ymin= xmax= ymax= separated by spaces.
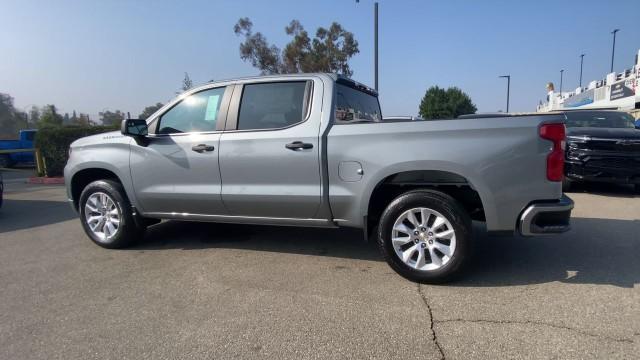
xmin=99 ymin=110 xmax=125 ymax=126
xmin=418 ymin=86 xmax=477 ymax=119
xmin=75 ymin=113 xmax=93 ymax=126
xmin=0 ymin=93 xmax=20 ymax=136
xmin=28 ymin=106 xmax=40 ymax=127
xmin=63 ymin=112 xmax=70 ymax=125
xmin=180 ymin=72 xmax=193 ymax=93
xmin=38 ymin=104 xmax=64 ymax=127
xmin=139 ymin=102 xmax=164 ymax=120
xmin=234 ymin=18 xmax=359 ymax=76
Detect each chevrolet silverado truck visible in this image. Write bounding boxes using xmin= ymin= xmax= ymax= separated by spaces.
xmin=563 ymin=110 xmax=640 ymax=193
xmin=64 ymin=74 xmax=573 ymax=283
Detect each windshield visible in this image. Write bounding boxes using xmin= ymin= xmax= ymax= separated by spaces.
xmin=564 ymin=111 xmax=636 ymax=129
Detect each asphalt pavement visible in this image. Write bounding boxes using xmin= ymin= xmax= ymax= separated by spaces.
xmin=0 ymin=170 xmax=638 ymax=359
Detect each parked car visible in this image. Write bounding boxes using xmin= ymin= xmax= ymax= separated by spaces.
xmin=0 ymin=129 xmax=37 ymax=168
xmin=563 ymin=110 xmax=640 ymax=192
xmin=64 ymin=73 xmax=573 ymax=283
xmin=0 ymin=171 xmax=3 ymax=208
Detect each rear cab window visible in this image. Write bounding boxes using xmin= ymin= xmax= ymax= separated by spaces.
xmin=334 ymin=79 xmax=382 ymax=124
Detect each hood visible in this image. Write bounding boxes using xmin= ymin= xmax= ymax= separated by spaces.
xmin=566 ymin=127 xmax=640 ymax=140
xmin=70 ymin=130 xmax=129 ymax=148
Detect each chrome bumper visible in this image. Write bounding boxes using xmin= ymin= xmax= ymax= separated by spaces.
xmin=519 ymin=195 xmax=574 ymax=236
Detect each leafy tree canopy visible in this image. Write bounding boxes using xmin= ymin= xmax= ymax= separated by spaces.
xmin=139 ymin=102 xmax=164 ymax=120
xmin=234 ymin=18 xmax=359 ymax=76
xmin=418 ymin=86 xmax=477 ymax=120
xmin=0 ymin=93 xmax=20 ymax=136
xmin=38 ymin=104 xmax=64 ymax=128
xmin=180 ymin=72 xmax=193 ymax=93
xmin=99 ymin=109 xmax=125 ymax=126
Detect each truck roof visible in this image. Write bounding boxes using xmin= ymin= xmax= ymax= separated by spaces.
xmin=203 ymin=73 xmax=377 ymax=96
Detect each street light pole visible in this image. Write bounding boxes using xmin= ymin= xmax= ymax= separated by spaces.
xmin=610 ymin=29 xmax=620 ymax=73
xmin=499 ymin=75 xmax=510 ymax=112
xmin=356 ymin=0 xmax=379 ymax=91
xmin=374 ymin=1 xmax=378 ymax=91
xmin=559 ymin=69 xmax=564 ymax=95
xmin=579 ymin=54 xmax=585 ymax=88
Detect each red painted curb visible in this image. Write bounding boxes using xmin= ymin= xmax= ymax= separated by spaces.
xmin=27 ymin=177 xmax=65 ymax=185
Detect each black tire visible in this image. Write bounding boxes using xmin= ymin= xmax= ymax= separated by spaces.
xmin=562 ymin=178 xmax=572 ymax=192
xmin=78 ymin=180 xmax=144 ymax=249
xmin=0 ymin=155 xmax=13 ymax=168
xmin=377 ymin=189 xmax=472 ymax=284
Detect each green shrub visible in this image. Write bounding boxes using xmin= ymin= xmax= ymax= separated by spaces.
xmin=34 ymin=125 xmax=118 ymax=177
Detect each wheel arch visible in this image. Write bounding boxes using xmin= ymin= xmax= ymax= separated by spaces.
xmin=364 ymin=166 xmax=492 ymax=236
xmin=70 ymin=167 xmax=128 ymax=211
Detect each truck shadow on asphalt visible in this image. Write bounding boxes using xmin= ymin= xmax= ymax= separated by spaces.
xmin=135 ymin=217 xmax=639 ymax=288
xmin=457 ymin=218 xmax=640 ymax=288
xmin=0 ymin=199 xmax=76 ymax=233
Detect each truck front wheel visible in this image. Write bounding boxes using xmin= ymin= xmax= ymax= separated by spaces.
xmin=377 ymin=190 xmax=472 ymax=283
xmin=78 ymin=180 xmax=144 ymax=249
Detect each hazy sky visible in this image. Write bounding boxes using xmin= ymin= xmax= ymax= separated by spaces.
xmin=1 ymin=0 xmax=638 ymax=119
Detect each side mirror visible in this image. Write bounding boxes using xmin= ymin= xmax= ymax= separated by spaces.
xmin=121 ymin=119 xmax=148 ymax=137
xmin=635 ymin=119 xmax=640 ymax=130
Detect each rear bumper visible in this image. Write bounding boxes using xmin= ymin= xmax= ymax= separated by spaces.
xmin=518 ymin=195 xmax=574 ymax=236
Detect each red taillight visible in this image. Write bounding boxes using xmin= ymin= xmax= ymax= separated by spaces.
xmin=539 ymin=123 xmax=566 ymax=182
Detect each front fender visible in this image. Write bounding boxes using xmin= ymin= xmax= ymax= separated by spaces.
xmin=64 ymin=140 xmax=137 ymax=208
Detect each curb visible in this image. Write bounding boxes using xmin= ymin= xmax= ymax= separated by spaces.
xmin=27 ymin=177 xmax=65 ymax=185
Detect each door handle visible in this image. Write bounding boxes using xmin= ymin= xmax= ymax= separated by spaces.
xmin=192 ymin=144 xmax=215 ymax=153
xmin=285 ymin=141 xmax=313 ymax=150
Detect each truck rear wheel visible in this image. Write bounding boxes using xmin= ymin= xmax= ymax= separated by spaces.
xmin=0 ymin=155 xmax=13 ymax=168
xmin=78 ymin=180 xmax=143 ymax=249
xmin=377 ymin=190 xmax=472 ymax=283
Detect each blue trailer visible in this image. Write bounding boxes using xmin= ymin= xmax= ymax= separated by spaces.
xmin=0 ymin=129 xmax=37 ymax=168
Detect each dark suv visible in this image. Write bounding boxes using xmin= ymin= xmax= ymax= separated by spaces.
xmin=563 ymin=110 xmax=640 ymax=192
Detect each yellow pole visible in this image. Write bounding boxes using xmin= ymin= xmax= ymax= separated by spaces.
xmin=35 ymin=148 xmax=45 ymax=176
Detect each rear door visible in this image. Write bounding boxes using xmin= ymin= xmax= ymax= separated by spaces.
xmin=219 ymin=80 xmax=322 ymax=218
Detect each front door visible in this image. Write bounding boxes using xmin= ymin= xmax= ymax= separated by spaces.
xmin=219 ymin=80 xmax=322 ymax=219
xmin=130 ymin=86 xmax=230 ymax=216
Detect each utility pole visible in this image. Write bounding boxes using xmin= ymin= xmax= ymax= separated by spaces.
xmin=579 ymin=54 xmax=585 ymax=88
xmin=374 ymin=2 xmax=378 ymax=91
xmin=499 ymin=75 xmax=511 ymax=112
xmin=356 ymin=0 xmax=379 ymax=91
xmin=559 ymin=69 xmax=564 ymax=95
xmin=610 ymin=29 xmax=620 ymax=73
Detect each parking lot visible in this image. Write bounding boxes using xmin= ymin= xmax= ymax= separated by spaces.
xmin=1 ymin=168 xmax=638 ymax=359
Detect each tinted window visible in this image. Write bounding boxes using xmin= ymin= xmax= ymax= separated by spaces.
xmin=237 ymin=82 xmax=307 ymax=130
xmin=335 ymin=83 xmax=381 ymax=123
xmin=25 ymin=131 xmax=35 ymax=141
xmin=564 ymin=111 xmax=636 ymax=129
xmin=158 ymin=87 xmax=225 ymax=134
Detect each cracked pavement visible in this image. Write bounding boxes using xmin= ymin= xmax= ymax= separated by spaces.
xmin=0 ymin=172 xmax=638 ymax=359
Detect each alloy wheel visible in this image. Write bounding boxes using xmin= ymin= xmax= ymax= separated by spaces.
xmin=84 ymin=192 xmax=121 ymax=243
xmin=391 ymin=207 xmax=456 ymax=271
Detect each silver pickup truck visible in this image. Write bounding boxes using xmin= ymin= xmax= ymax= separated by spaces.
xmin=64 ymin=73 xmax=573 ymax=283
